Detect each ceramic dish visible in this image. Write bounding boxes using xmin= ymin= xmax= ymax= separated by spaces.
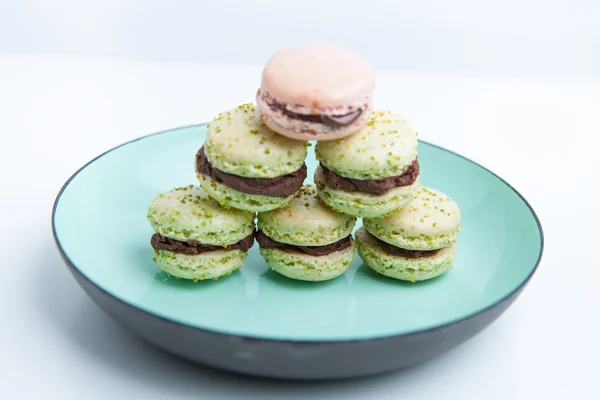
xmin=52 ymin=124 xmax=543 ymax=380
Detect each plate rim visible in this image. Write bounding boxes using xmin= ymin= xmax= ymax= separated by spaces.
xmin=51 ymin=123 xmax=545 ymax=343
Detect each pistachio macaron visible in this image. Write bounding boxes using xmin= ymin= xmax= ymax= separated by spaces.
xmin=314 ymin=110 xmax=421 ymax=218
xmin=196 ymin=103 xmax=308 ymax=212
xmin=356 ymin=187 xmax=461 ymax=282
xmin=147 ymin=185 xmax=255 ymax=281
xmin=256 ymin=185 xmax=357 ymax=282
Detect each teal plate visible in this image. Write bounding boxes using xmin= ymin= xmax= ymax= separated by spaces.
xmin=52 ymin=124 xmax=543 ymax=379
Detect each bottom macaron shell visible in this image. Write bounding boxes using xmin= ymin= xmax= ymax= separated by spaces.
xmin=355 ymin=227 xmax=456 ymax=282
xmin=259 ymin=244 xmax=355 ymax=282
xmin=315 ymin=167 xmax=421 ymax=218
xmin=154 ymin=249 xmax=248 ymax=281
xmin=259 ymin=109 xmax=370 ymax=142
xmin=198 ymin=174 xmax=295 ymax=212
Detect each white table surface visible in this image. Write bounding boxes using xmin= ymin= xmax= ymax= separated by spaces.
xmin=1 ymin=54 xmax=598 ymax=399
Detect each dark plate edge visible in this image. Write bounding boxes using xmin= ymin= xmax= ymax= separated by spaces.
xmin=50 ymin=122 xmax=545 ymax=344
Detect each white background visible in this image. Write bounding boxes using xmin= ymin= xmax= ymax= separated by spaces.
xmin=2 ymin=0 xmax=600 ymax=76
xmin=1 ymin=1 xmax=599 ymax=399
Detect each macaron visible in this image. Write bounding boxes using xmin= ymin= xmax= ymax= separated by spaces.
xmin=356 ymin=187 xmax=461 ymax=282
xmin=256 ymin=185 xmax=357 ymax=282
xmin=314 ymin=110 xmax=421 ymax=218
xmin=147 ymin=185 xmax=255 ymax=281
xmin=196 ymin=103 xmax=308 ymax=212
xmin=256 ymin=43 xmax=375 ymax=141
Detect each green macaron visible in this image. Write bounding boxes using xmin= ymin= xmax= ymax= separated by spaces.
xmin=356 ymin=187 xmax=461 ymax=282
xmin=256 ymin=185 xmax=357 ymax=282
xmin=314 ymin=109 xmax=421 ymax=217
xmin=197 ymin=103 xmax=309 ymax=212
xmin=147 ymin=185 xmax=255 ymax=281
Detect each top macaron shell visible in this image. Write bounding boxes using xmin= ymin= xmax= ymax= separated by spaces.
xmin=257 ymin=185 xmax=356 ymax=246
xmin=204 ymin=103 xmax=308 ymax=178
xmin=363 ymin=187 xmax=461 ymax=250
xmin=147 ymin=185 xmax=255 ymax=246
xmin=260 ymin=44 xmax=375 ymax=109
xmin=315 ymin=110 xmax=419 ymax=180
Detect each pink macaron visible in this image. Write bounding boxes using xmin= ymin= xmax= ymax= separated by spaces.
xmin=256 ymin=44 xmax=375 ymax=141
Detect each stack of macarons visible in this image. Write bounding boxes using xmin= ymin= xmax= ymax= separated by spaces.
xmin=146 ymin=43 xmax=460 ymax=283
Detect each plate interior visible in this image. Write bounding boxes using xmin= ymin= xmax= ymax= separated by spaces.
xmin=53 ymin=126 xmax=542 ymax=341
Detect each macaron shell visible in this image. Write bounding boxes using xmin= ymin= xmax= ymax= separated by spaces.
xmin=153 ymin=249 xmax=248 ymax=281
xmin=147 ymin=185 xmax=254 ymax=246
xmin=256 ymin=96 xmax=372 ymax=141
xmin=356 ymin=227 xmax=456 ymax=282
xmin=315 ymin=167 xmax=420 ymax=218
xmin=261 ymin=44 xmax=375 ymax=108
xmin=257 ymin=185 xmax=356 ymax=246
xmin=204 ymin=103 xmax=307 ymax=178
xmin=198 ymin=173 xmax=294 ymax=212
xmin=259 ymin=243 xmax=355 ymax=282
xmin=363 ymin=187 xmax=461 ymax=250
xmin=315 ymin=110 xmax=418 ymax=179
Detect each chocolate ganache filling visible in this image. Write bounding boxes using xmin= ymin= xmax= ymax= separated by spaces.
xmin=268 ymin=100 xmax=363 ymax=127
xmin=320 ymin=159 xmax=420 ymax=195
xmin=196 ymin=147 xmax=307 ymax=198
xmin=367 ymin=231 xmax=440 ymax=258
xmin=256 ymin=230 xmax=353 ymax=256
xmin=151 ymin=232 xmax=255 ymax=255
